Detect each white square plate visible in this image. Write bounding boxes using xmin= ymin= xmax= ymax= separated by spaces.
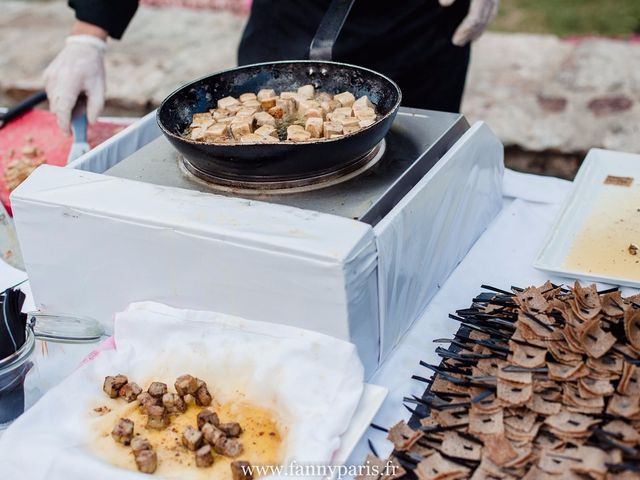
xmin=534 ymin=148 xmax=640 ymax=288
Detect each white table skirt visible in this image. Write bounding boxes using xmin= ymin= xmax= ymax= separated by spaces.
xmin=3 ymin=169 xmax=628 ymax=467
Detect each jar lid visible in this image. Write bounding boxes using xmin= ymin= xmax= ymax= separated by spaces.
xmin=28 ymin=313 xmax=105 ymax=344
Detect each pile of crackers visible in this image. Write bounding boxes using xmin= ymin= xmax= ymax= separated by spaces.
xmin=384 ymin=282 xmax=640 ymax=480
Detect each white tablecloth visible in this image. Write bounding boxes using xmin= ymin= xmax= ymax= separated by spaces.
xmin=2 ymin=168 xmax=621 ymax=466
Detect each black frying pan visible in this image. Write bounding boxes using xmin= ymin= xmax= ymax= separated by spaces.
xmin=157 ymin=0 xmax=401 ymax=182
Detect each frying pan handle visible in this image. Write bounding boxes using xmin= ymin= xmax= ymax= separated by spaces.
xmin=309 ymin=0 xmax=355 ymax=61
xmin=0 ymin=91 xmax=47 ymax=129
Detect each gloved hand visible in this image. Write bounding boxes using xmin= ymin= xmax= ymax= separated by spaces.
xmin=44 ymin=35 xmax=107 ymax=133
xmin=440 ymin=0 xmax=499 ymax=47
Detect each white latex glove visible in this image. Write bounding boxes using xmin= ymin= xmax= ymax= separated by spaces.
xmin=440 ymin=0 xmax=499 ymax=47
xmin=44 ymin=35 xmax=106 ymax=133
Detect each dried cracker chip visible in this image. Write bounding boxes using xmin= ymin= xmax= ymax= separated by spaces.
xmin=469 ymin=407 xmax=504 ymax=435
xmin=544 ymin=408 xmax=599 ymax=435
xmin=607 ymin=393 xmax=640 ymax=418
xmin=547 ymin=361 xmax=588 ymax=381
xmin=538 ymin=447 xmax=582 ymax=475
xmin=577 ymin=318 xmax=616 ymax=359
xmin=440 ymin=431 xmax=482 ymax=461
xmin=623 ymin=308 xmax=640 ymax=350
xmin=356 ymin=454 xmax=387 ymax=480
xmin=497 ymin=378 xmax=532 ymax=406
xmin=578 ymin=377 xmax=614 ymax=397
xmin=603 ymin=420 xmax=640 ymax=445
xmin=415 ymin=452 xmax=470 ymax=480
xmin=387 ymin=421 xmax=423 ymax=451
xmin=600 ymin=291 xmax=628 ymax=318
xmin=481 ymin=433 xmax=519 ymax=466
xmin=527 ymin=393 xmax=562 ymax=416
xmin=515 ymin=287 xmax=550 ymax=313
xmin=587 ymin=354 xmax=623 ymax=377
xmin=571 ymin=282 xmax=601 ymax=321
xmin=569 ymin=446 xmax=609 ymax=478
xmin=508 ymin=342 xmax=547 ymax=368
xmin=617 ymin=362 xmax=637 ymax=395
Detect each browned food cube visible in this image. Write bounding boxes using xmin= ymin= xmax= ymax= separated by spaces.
xmin=182 ymin=425 xmax=204 ymax=451
xmin=240 ymin=133 xmax=276 ymax=144
xmin=231 ymin=461 xmax=253 ymax=480
xmin=279 ymin=91 xmax=297 ymax=100
xmin=323 ymin=122 xmax=343 ymax=138
xmin=260 ymin=97 xmax=277 ymax=110
xmin=195 ymin=444 xmax=214 ymax=468
xmin=175 ymin=374 xmax=198 ymax=396
xmin=268 ymin=106 xmax=284 ymax=119
xmin=275 ymin=98 xmax=295 ymax=116
xmin=190 ymin=127 xmax=207 ymax=141
xmin=217 ymin=96 xmax=240 ymax=110
xmin=195 ymin=383 xmax=213 ymax=406
xmin=137 ymin=392 xmax=160 ymax=413
xmin=239 ymin=93 xmax=257 ymax=103
xmin=198 ymin=409 xmax=220 ymax=430
xmin=254 ymin=112 xmax=276 ymax=127
xmin=147 ymin=382 xmax=167 ymax=399
xmin=203 ymin=123 xmax=229 ymax=141
xmin=134 ymin=449 xmax=158 ymax=474
xmin=353 ymin=95 xmax=373 ymax=110
xmin=237 ymin=106 xmax=259 ymax=118
xmin=191 ymin=113 xmax=215 ymax=129
xmin=103 ymin=375 xmax=128 ymax=398
xmin=227 ymin=104 xmax=243 ymax=114
xmin=297 ymin=100 xmax=320 ymax=116
xmin=202 ymin=422 xmax=226 ymax=445
xmin=146 ymin=405 xmax=170 ymax=430
xmin=257 ymin=89 xmax=276 ymax=102
xmin=287 ymin=125 xmax=311 ymax=142
xmin=219 ymin=422 xmax=243 ymax=437
xmin=231 ymin=121 xmax=252 ymax=140
xmin=334 ymin=91 xmax=356 ymax=107
xmin=340 ymin=117 xmax=361 ymax=135
xmin=254 ymin=125 xmax=278 ymax=139
xmin=316 ymin=92 xmax=333 ymax=103
xmin=243 ymin=99 xmax=261 ymax=110
xmin=111 ymin=418 xmax=134 ymax=445
xmin=119 ymin=382 xmax=142 ymax=402
xmin=297 ymin=84 xmax=315 ymax=99
xmin=212 ymin=109 xmax=230 ymax=120
xmin=320 ymin=99 xmax=341 ymax=114
xmin=333 ymin=107 xmax=353 ymax=118
xmin=305 ymin=118 xmax=323 ymax=139
xmin=304 ymin=109 xmax=323 ymax=119
xmin=162 ymin=393 xmax=187 ymax=414
xmin=131 ymin=437 xmax=152 ymax=455
xmin=214 ymin=437 xmax=243 ymax=457
xmin=354 ymin=107 xmax=376 ymax=121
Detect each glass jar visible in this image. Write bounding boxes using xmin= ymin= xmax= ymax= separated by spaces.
xmin=0 ymin=313 xmax=104 ymax=429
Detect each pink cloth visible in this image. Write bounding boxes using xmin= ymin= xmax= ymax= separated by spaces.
xmin=140 ymin=0 xmax=251 ymax=14
xmin=79 ymin=335 xmax=116 ymax=365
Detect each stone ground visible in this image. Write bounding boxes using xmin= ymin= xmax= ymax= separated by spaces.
xmin=2 ymin=1 xmax=640 ymax=179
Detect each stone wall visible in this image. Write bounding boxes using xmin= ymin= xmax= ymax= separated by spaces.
xmin=2 ymin=2 xmax=639 ymax=161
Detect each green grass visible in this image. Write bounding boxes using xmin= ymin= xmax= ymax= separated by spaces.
xmin=492 ymin=0 xmax=640 ymax=37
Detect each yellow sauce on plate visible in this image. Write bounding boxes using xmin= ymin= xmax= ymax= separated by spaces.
xmin=563 ymin=183 xmax=640 ymax=280
xmin=90 ymin=394 xmax=284 ymax=479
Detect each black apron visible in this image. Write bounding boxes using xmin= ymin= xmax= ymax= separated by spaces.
xmin=238 ymin=0 xmax=471 ymax=112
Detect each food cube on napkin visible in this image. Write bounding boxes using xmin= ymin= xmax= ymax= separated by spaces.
xmin=0 ymin=302 xmax=364 ymax=479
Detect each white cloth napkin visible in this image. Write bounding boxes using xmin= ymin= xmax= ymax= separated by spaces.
xmin=0 ymin=302 xmax=364 ymax=479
